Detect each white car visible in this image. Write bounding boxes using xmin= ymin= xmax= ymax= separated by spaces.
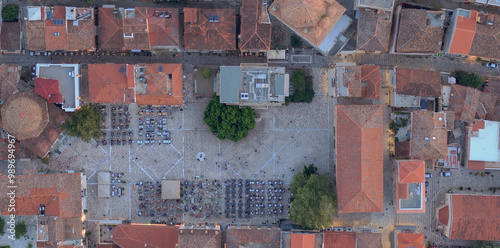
xmin=486 ymin=62 xmax=498 ymax=68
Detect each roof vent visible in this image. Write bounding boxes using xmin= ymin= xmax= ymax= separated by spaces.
xmin=432 ymin=136 xmax=436 ymax=140
xmin=39 ymin=205 xmax=45 ymax=216
xmin=438 ymin=117 xmax=443 ymax=121
xmin=54 ymin=32 xmax=60 ymax=36
xmin=425 ymin=137 xmax=429 ymax=140
xmin=119 ymin=67 xmax=124 ymax=73
xmin=272 ymin=5 xmax=276 ymax=11
xmin=209 ymin=15 xmax=219 ymax=23
xmin=158 ymin=65 xmax=163 ymax=72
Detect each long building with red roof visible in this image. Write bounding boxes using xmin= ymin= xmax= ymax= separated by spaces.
xmin=335 ymin=105 xmax=383 ymax=213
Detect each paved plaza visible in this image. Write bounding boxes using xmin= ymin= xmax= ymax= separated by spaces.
xmin=45 ymin=68 xmax=333 ymax=227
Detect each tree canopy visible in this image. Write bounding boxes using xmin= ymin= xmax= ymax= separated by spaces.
xmin=473 ymin=241 xmax=500 ymax=248
xmin=289 ymin=165 xmax=336 ymax=230
xmin=453 ymin=70 xmax=484 ymax=89
xmin=291 ymin=35 xmax=303 ymax=48
xmin=203 ymin=96 xmax=256 ymax=142
xmin=15 ymin=222 xmax=27 ymax=239
xmin=62 ymin=105 xmax=102 ymax=142
xmin=201 ymin=68 xmax=212 ymax=79
xmin=288 ymin=69 xmax=314 ymax=103
xmin=2 ymin=4 xmax=19 ymax=22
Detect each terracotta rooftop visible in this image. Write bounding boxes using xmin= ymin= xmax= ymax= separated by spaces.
xmin=337 ymin=65 xmax=381 ymax=99
xmin=88 ymin=64 xmax=134 ymax=103
xmin=0 ymin=22 xmax=21 ymax=51
xmin=336 ymin=105 xmax=383 ymax=213
xmin=0 ymin=65 xmax=20 ymax=102
xmin=225 ymin=228 xmax=280 ymax=248
xmin=291 ymin=233 xmax=315 ymax=248
xmin=410 ymin=111 xmax=447 ymax=160
xmin=484 ymin=78 xmax=500 ymax=121
xmin=356 ymin=8 xmax=391 ymax=52
xmin=447 ymin=194 xmax=500 ymax=241
xmin=470 ymin=12 xmax=500 ymax=60
xmin=1 ymin=91 xmax=68 ymax=157
xmin=438 ymin=205 xmax=449 ymax=225
xmin=88 ymin=63 xmax=183 ymax=105
xmin=35 ymin=78 xmax=63 ymax=103
xmin=398 ymin=160 xmax=425 ymax=183
xmin=397 ymin=233 xmax=424 ymax=248
xmin=0 ymin=139 xmax=36 ymax=160
xmin=356 ymin=232 xmax=382 ymax=248
xmin=97 ymin=7 xmax=124 ymax=51
xmin=0 ymin=173 xmax=82 ymax=217
xmin=396 ymin=9 xmax=444 ymax=53
xmin=448 ymin=9 xmax=476 ymax=55
xmin=395 ymin=141 xmax=411 ymax=158
xmin=184 ymin=8 xmax=236 ymax=50
xmin=448 ymin=84 xmax=497 ymax=123
xmin=269 ymin=0 xmax=346 ymax=47
xmin=111 ymin=224 xmax=179 ymax=248
xmin=239 ymin=0 xmax=271 ymax=51
xmin=26 ymin=6 xmax=95 ymax=51
xmin=323 ymin=231 xmax=356 ymax=248
xmin=98 ymin=7 xmax=179 ymax=51
xmin=178 ymin=228 xmax=222 ymax=248
xmin=395 ymin=68 xmax=442 ymax=98
xmin=136 ymin=64 xmax=183 ymax=106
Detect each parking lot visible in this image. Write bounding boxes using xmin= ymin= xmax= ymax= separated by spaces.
xmin=49 ymin=68 xmax=333 ymax=226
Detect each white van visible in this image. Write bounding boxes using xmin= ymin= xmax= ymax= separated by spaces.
xmin=440 ymin=172 xmax=451 ymax=177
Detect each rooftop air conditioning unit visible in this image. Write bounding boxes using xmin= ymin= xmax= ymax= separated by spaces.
xmin=334 ymin=227 xmax=344 ymax=232
xmin=240 ymin=93 xmax=249 ymax=100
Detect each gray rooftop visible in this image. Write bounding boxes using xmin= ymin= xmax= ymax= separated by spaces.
xmin=219 ymin=66 xmax=242 ymax=104
xmin=399 ymin=183 xmax=423 ymax=210
xmin=219 ymin=64 xmax=289 ymax=106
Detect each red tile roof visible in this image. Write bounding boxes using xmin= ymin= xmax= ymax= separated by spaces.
xmin=88 ymin=63 xmax=183 ymax=105
xmin=336 ymin=105 xmax=383 ymax=213
xmin=239 ymin=0 xmax=271 ymax=51
xmin=395 ymin=68 xmax=442 ymax=98
xmin=97 ymin=7 xmax=124 ymax=51
xmin=438 ymin=205 xmax=449 ymax=225
xmin=356 ymin=232 xmax=382 ymax=248
xmin=0 ymin=22 xmax=21 ymax=51
xmin=225 ymin=229 xmax=280 ymax=248
xmin=397 ymin=233 xmax=424 ymax=248
xmin=410 ymin=111 xmax=447 ymax=160
xmin=0 ymin=65 xmax=20 ymax=102
xmin=395 ymin=141 xmax=410 ymax=158
xmin=1 ymin=91 xmax=68 ymax=157
xmin=470 ymin=12 xmax=500 ymax=60
xmin=449 ymin=10 xmax=477 ymax=55
xmin=396 ymin=9 xmax=444 ymax=53
xmin=88 ymin=64 xmax=134 ymax=104
xmin=356 ymin=8 xmax=391 ymax=52
xmin=467 ymin=160 xmax=486 ymax=170
xmin=111 ymin=224 xmax=178 ymax=248
xmin=398 ymin=160 xmax=425 ymax=183
xmin=0 ymin=173 xmax=82 ymax=217
xmin=98 ymin=7 xmax=179 ymax=51
xmin=291 ymin=233 xmax=315 ymax=248
xmin=448 ymin=84 xmax=497 ymax=123
xmin=26 ymin=6 xmax=96 ymax=51
xmin=35 ymin=78 xmax=63 ymax=103
xmin=178 ymin=228 xmax=222 ymax=248
xmin=136 ymin=64 xmax=183 ymax=106
xmin=448 ymin=195 xmax=500 ymax=241
xmin=147 ymin=8 xmax=180 ymax=49
xmin=323 ymin=231 xmax=356 ymax=248
xmin=183 ymin=8 xmax=236 ymax=50
xmin=361 ymin=65 xmax=382 ymax=99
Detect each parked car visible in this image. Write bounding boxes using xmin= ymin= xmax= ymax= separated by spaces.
xmin=425 ymin=173 xmax=432 ymax=179
xmin=440 ymin=172 xmax=451 ymax=177
xmin=425 ymin=181 xmax=429 ymax=187
xmin=486 ymin=62 xmax=499 ymax=68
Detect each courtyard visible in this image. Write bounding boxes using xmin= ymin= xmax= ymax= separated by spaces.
xmin=46 ymin=68 xmax=333 ymax=226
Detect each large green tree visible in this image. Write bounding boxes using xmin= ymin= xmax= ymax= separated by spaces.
xmin=2 ymin=4 xmax=18 ymax=22
xmin=14 ymin=222 xmax=27 ymax=239
xmin=203 ymin=96 xmax=256 ymax=142
xmin=0 ymin=217 xmax=5 ymax=236
xmin=453 ymin=70 xmax=484 ymax=89
xmin=289 ymin=165 xmax=336 ymax=230
xmin=289 ymin=69 xmax=314 ymax=103
xmin=62 ymin=105 xmax=102 ymax=142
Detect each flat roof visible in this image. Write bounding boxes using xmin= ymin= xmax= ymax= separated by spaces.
xmin=399 ymin=183 xmax=423 ymax=209
xmin=37 ymin=64 xmax=80 ymax=111
xmin=219 ymin=66 xmax=241 ymax=104
xmin=469 ymin=120 xmax=500 ymax=162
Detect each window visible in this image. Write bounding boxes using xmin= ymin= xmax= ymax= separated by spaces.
xmin=54 ymin=32 xmax=60 ymax=36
